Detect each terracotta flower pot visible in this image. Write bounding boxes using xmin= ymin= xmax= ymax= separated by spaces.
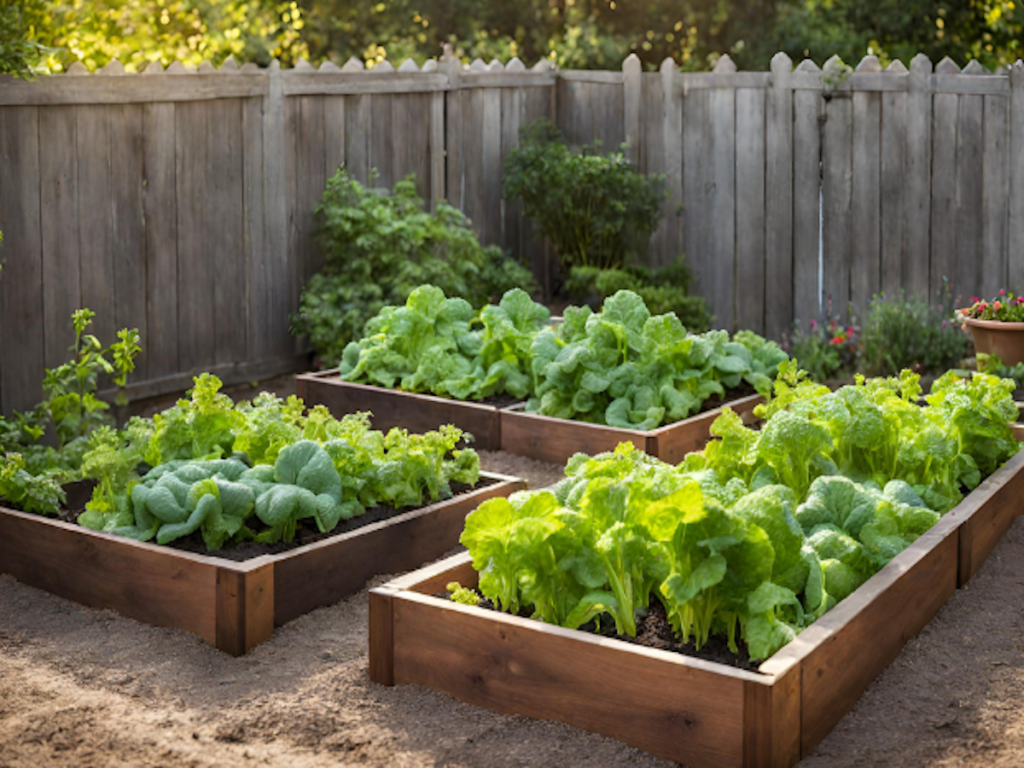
xmin=962 ymin=316 xmax=1024 ymax=367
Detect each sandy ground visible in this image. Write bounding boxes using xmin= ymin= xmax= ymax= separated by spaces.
xmin=3 ymin=374 xmax=1024 ymax=767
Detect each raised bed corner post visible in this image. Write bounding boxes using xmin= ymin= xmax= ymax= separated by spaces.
xmin=368 ymin=587 xmax=397 ymax=685
xmin=215 ymin=560 xmax=275 ymax=656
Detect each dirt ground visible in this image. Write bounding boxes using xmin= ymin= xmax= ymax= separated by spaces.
xmin=3 ymin=374 xmax=1024 ymax=767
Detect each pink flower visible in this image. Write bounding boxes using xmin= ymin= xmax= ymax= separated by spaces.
xmin=1000 ymin=289 xmax=1006 ymax=295
xmin=995 ymin=301 xmax=1003 ymax=310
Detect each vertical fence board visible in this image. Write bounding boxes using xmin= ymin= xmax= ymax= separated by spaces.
xmin=792 ymin=87 xmax=821 ymax=331
xmin=850 ymin=91 xmax=881 ymax=319
xmin=143 ymin=103 xmax=179 ymax=379
xmin=0 ymin=107 xmax=44 ymax=413
xmin=765 ymin=54 xmax=794 ymax=341
xmin=735 ymin=88 xmax=766 ymax=334
xmin=296 ymin=96 xmax=326 ymax=286
xmin=76 ymin=106 xmax=114 ymax=347
xmin=523 ymin=85 xmax=556 ymax=293
xmin=955 ymin=94 xmax=984 ymax=303
xmin=931 ymin=92 xmax=959 ymax=302
xmin=682 ymin=89 xmax=710 ymax=300
xmin=370 ymin=92 xmax=395 ymax=187
xmin=209 ymin=98 xmax=247 ymax=366
xmin=822 ymin=95 xmax=852 ymax=318
xmin=501 ymin=87 xmax=524 ymax=255
xmin=905 ymin=57 xmax=933 ymax=298
xmin=623 ymin=55 xmax=642 ymax=167
xmin=323 ymin=95 xmax=346 ymax=179
xmin=481 ymin=87 xmax=502 ymax=245
xmin=262 ymin=67 xmax=292 ymax=360
xmin=242 ymin=96 xmax=267 ymax=363
xmin=461 ymin=89 xmax=486 ymax=238
xmin=981 ymin=94 xmax=1009 ymax=298
xmin=1010 ymin=64 xmax=1024 ymax=292
xmin=344 ymin=94 xmax=372 ymax=185
xmin=657 ymin=63 xmax=682 ymax=271
xmin=175 ymin=101 xmax=214 ymax=372
xmin=429 ymin=91 xmax=445 ymax=208
xmin=708 ymin=87 xmax=737 ymax=329
xmin=109 ymin=105 xmax=147 ymax=380
xmin=880 ymin=89 xmax=906 ymax=299
xmin=39 ymin=105 xmax=81 ymax=369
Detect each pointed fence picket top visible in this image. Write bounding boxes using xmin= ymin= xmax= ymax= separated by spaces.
xmin=886 ymin=59 xmax=908 ymax=73
xmin=506 ymin=57 xmax=526 ymax=72
xmin=165 ymin=61 xmax=189 ymax=74
xmin=712 ymin=54 xmax=737 ymax=73
xmin=469 ymin=58 xmax=487 ymax=72
xmin=397 ymin=58 xmax=419 ymax=73
xmin=855 ymin=55 xmax=881 ymax=72
xmin=142 ymin=61 xmax=164 ymax=75
xmin=795 ymin=58 xmax=821 ymax=72
xmin=66 ymin=61 xmax=89 ymax=75
xmin=487 ymin=59 xmax=504 ymax=72
xmin=341 ymin=56 xmax=364 ymax=72
xmin=240 ymin=62 xmax=260 ymax=73
xmin=100 ymin=59 xmax=126 ymax=75
xmin=373 ymin=59 xmax=395 ymax=73
xmin=935 ymin=56 xmax=961 ymax=74
xmin=963 ymin=59 xmax=988 ymax=75
xmin=220 ymin=55 xmax=239 ymax=72
xmin=198 ymin=60 xmax=216 ymax=73
xmin=531 ymin=59 xmax=553 ymax=72
xmin=421 ymin=59 xmax=438 ymax=73
xmin=318 ymin=60 xmax=341 ymax=73
xmin=293 ymin=59 xmax=315 ymax=72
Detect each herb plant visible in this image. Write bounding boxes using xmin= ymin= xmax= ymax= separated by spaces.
xmin=502 ymin=118 xmax=666 ymax=274
xmin=860 ymin=288 xmax=968 ymax=376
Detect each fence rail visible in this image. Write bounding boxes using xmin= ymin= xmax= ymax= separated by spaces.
xmin=1 ymin=51 xmax=1022 ymax=415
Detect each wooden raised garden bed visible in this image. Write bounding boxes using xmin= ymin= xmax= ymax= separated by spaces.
xmin=0 ymin=472 xmax=524 ymax=655
xmin=369 ymin=451 xmax=1024 ymax=767
xmin=499 ymin=393 xmax=764 ymax=465
xmin=296 ymin=370 xmax=508 ymax=451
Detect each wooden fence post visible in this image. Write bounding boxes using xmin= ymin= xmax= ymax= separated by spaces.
xmin=1009 ymin=61 xmax=1024 ymax=292
xmin=905 ymin=54 xmax=933 ymax=299
xmin=791 ymin=58 xmax=822 ymax=331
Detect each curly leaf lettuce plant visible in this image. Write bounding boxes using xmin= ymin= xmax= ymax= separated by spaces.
xmin=460 ymin=367 xmax=1021 ymax=662
xmin=527 ymin=290 xmax=787 ymax=430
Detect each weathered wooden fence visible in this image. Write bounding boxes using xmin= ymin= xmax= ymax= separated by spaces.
xmin=1 ymin=52 xmax=1023 ymax=414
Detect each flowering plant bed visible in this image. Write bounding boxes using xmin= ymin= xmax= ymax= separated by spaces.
xmin=959 ymin=292 xmax=1024 ymax=367
xmin=0 ymin=472 xmax=524 ymax=655
xmin=296 ymin=371 xmax=511 ymax=450
xmin=499 ymin=392 xmax=764 ymax=465
xmin=369 ymin=450 xmax=1024 ymax=767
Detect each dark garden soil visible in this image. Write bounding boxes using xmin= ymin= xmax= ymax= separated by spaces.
xmin=3 ymin=373 xmax=1024 ymax=767
xmin=443 ymin=592 xmax=761 ymax=672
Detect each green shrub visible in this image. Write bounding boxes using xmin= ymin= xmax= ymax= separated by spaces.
xmin=564 ymin=262 xmax=711 ymax=332
xmin=789 ymin=317 xmax=859 ymax=383
xmin=860 ymin=290 xmax=968 ymax=376
xmin=502 ymin=118 xmax=665 ymax=273
xmin=291 ymin=168 xmax=536 ymax=367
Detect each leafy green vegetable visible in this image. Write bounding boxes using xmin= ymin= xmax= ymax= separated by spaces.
xmin=0 ymin=452 xmax=66 ymax=515
xmin=447 ymin=582 xmax=481 ymax=606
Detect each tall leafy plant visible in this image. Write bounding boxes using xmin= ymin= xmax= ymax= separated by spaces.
xmin=291 ymin=168 xmax=535 ymax=366
xmin=503 ymin=118 xmax=665 ymax=274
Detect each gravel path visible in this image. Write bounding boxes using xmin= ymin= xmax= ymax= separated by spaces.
xmin=2 ymin=374 xmax=1023 ymax=767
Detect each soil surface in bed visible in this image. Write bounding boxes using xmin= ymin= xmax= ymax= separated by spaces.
xmin=4 ymin=374 xmax=1024 ymax=767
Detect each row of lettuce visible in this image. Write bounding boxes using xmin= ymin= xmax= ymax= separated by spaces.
xmin=339 ymin=285 xmax=789 ymax=430
xmin=0 ymin=311 xmax=480 ymax=551
xmin=458 ymin=364 xmax=1021 ymax=661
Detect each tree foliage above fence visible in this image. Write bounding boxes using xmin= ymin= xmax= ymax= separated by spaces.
xmin=3 ymin=0 xmax=1022 ymax=76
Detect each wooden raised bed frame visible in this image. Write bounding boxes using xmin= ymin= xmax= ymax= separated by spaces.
xmin=369 ymin=451 xmax=1024 ymax=767
xmin=297 ymin=370 xmax=506 ymax=451
xmin=0 ymin=472 xmax=524 ymax=655
xmin=500 ymin=393 xmax=764 ymax=465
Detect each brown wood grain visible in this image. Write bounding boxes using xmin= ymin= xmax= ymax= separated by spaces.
xmin=957 ymin=449 xmax=1024 ymax=585
xmin=0 ymin=507 xmax=220 ymax=645
xmin=798 ymin=522 xmax=959 ymax=755
xmin=392 ymin=591 xmax=758 ymax=768
xmin=368 ymin=587 xmax=396 ymax=685
xmin=296 ymin=372 xmax=505 ymax=450
xmin=501 ymin=394 xmax=764 ymax=466
xmin=272 ymin=476 xmax=524 ymax=625
xmin=742 ymin=666 xmax=800 ymax=768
